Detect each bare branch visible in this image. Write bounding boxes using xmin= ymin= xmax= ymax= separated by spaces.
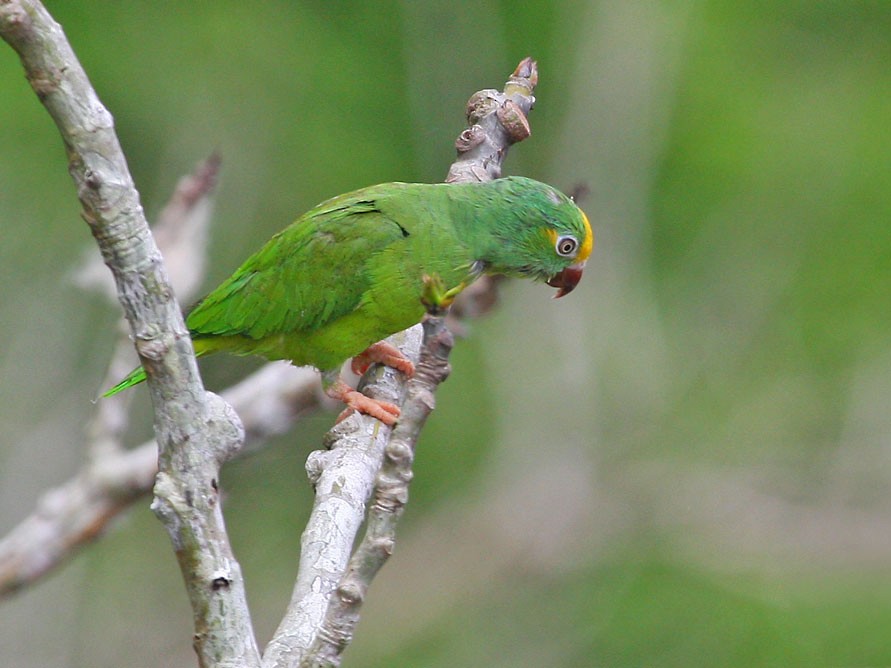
xmin=303 ymin=314 xmax=453 ymax=666
xmin=0 ymin=362 xmax=318 ymax=599
xmin=82 ymin=153 xmax=222 ymax=460
xmin=0 ymin=151 xmax=225 ymax=597
xmin=73 ymin=152 xmax=220 ymax=305
xmin=280 ymin=58 xmax=539 ymax=667
xmin=445 ymin=57 xmax=538 ymax=184
xmin=0 ymin=3 xmax=258 ymax=666
xmin=0 ymin=441 xmax=156 ymax=597
xmin=262 ymin=328 xmax=422 ymax=668
xmin=0 ymin=0 xmax=201 ymax=402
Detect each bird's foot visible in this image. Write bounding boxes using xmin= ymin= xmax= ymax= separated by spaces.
xmin=421 ymin=273 xmax=464 ymax=315
xmin=326 ymin=378 xmax=401 ymax=427
xmin=350 ymin=341 xmax=415 ymax=378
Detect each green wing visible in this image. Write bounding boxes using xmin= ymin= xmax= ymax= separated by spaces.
xmin=186 ymin=191 xmax=410 ymax=344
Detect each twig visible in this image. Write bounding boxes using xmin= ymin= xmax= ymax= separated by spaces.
xmin=0 ymin=3 xmax=259 ymax=666
xmin=0 ymin=362 xmax=318 ymax=598
xmin=445 ymin=57 xmax=538 ymax=184
xmin=302 ymin=313 xmax=453 ymax=667
xmin=0 ymin=440 xmax=156 ymax=597
xmin=278 ymin=58 xmax=540 ymax=667
xmin=263 ymin=328 xmax=423 ymax=668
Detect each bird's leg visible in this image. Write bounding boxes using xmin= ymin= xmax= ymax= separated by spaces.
xmin=350 ymin=341 xmax=415 ymax=378
xmin=320 ymin=343 xmax=414 ymax=426
xmin=321 ymin=371 xmax=402 ymax=427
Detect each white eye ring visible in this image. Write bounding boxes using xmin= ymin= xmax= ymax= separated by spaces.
xmin=555 ymin=235 xmax=578 ymax=257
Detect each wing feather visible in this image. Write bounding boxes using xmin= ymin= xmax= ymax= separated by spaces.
xmin=186 ymin=194 xmax=408 ymax=341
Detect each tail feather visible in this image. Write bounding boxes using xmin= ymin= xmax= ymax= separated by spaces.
xmin=102 ymin=366 xmax=148 ymax=397
xmin=102 ymin=346 xmax=211 ymax=398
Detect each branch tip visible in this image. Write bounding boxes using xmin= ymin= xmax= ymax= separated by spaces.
xmin=506 ymin=56 xmax=539 ymax=94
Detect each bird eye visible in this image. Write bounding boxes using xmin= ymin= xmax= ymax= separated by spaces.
xmin=555 ymin=235 xmax=578 ymax=257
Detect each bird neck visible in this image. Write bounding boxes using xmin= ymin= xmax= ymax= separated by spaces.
xmin=446 ymin=183 xmax=518 ymax=270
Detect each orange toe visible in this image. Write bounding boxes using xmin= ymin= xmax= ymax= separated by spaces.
xmin=326 ymin=378 xmax=401 ymax=426
xmin=350 ymin=341 xmax=415 ymax=378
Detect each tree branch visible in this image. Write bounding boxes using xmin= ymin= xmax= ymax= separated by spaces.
xmin=273 ymin=58 xmax=540 ymax=667
xmin=0 ymin=3 xmax=259 ymax=666
xmin=1 ymin=5 xmax=539 ymax=662
xmin=301 ymin=313 xmax=453 ymax=667
xmin=1 ymin=152 xmax=230 ymax=598
xmin=82 ymin=152 xmax=221 ymax=464
xmin=263 ymin=327 xmax=423 ymax=668
xmin=0 ymin=361 xmax=319 ymax=598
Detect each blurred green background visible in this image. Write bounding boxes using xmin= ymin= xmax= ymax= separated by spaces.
xmin=3 ymin=1 xmax=891 ymax=666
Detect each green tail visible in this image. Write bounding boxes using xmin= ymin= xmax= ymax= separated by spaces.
xmin=102 ymin=366 xmax=148 ymax=397
xmin=102 ymin=346 xmax=212 ymax=397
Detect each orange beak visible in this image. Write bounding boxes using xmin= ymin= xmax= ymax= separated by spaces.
xmin=547 ymin=262 xmax=585 ymax=298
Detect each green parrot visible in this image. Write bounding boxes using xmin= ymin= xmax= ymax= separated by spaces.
xmin=105 ymin=176 xmax=592 ymax=424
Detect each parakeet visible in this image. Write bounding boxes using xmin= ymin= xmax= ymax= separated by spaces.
xmin=105 ymin=176 xmax=592 ymax=424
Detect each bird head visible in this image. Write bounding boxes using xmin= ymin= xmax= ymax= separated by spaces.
xmin=479 ymin=177 xmax=593 ymax=298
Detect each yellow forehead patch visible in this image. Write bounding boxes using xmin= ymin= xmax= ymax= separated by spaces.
xmin=578 ymin=210 xmax=593 ymax=262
